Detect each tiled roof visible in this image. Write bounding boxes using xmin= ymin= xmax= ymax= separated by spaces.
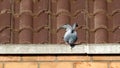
xmin=0 ymin=0 xmax=120 ymax=44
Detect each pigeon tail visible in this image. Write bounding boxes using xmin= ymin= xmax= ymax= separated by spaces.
xmin=70 ymin=44 xmax=75 ymax=49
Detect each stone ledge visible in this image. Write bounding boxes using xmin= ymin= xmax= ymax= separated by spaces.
xmin=0 ymin=44 xmax=119 ymax=54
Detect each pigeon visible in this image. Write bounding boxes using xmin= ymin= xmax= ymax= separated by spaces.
xmin=60 ymin=23 xmax=78 ymax=49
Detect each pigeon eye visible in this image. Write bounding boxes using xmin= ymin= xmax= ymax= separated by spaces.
xmin=76 ymin=24 xmax=78 ymax=27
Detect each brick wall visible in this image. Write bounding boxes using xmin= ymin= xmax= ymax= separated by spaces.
xmin=0 ymin=55 xmax=118 ymax=68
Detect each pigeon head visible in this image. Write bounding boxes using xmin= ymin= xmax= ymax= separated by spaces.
xmin=71 ymin=23 xmax=78 ymax=33
xmin=72 ymin=23 xmax=78 ymax=30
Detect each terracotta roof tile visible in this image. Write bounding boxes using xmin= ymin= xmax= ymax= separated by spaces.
xmin=0 ymin=0 xmax=119 ymax=44
xmin=33 ymin=0 xmax=49 ymax=44
xmin=19 ymin=0 xmax=33 ymax=43
xmin=0 ymin=0 xmax=11 ymax=43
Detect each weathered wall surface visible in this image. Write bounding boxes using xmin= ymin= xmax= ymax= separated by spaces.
xmin=0 ymin=44 xmax=118 ymax=68
xmin=0 ymin=55 xmax=119 ymax=68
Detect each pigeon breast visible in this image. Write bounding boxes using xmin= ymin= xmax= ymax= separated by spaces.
xmin=64 ymin=29 xmax=77 ymax=44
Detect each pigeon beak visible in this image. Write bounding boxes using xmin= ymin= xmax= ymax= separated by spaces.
xmin=57 ymin=26 xmax=63 ymax=32
xmin=59 ymin=26 xmax=65 ymax=29
xmin=58 ymin=26 xmax=63 ymax=30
